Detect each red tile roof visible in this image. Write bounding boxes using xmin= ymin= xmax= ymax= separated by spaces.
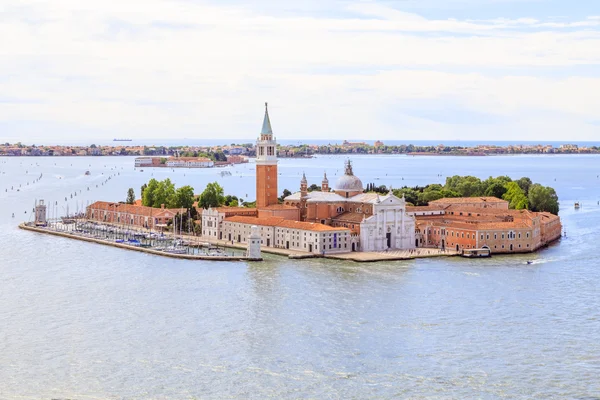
xmin=224 ymin=216 xmax=349 ymax=232
xmin=87 ymin=201 xmax=185 ymax=217
xmin=429 ymin=197 xmax=508 ymax=205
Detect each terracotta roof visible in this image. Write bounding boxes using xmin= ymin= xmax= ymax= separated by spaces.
xmin=429 ymin=197 xmax=508 ymax=205
xmin=445 ymin=205 xmax=531 ymax=216
xmin=261 ymin=204 xmax=298 ymax=210
xmin=224 ymin=215 xmax=349 ymax=232
xmin=213 ymin=206 xmax=258 ymax=214
xmin=225 ymin=216 xmax=285 ymax=227
xmin=276 ymin=220 xmax=349 ymax=232
xmin=406 ymin=205 xmax=448 ymax=212
xmin=331 ymin=212 xmax=367 ymax=223
xmin=87 ymin=201 xmax=185 ymax=217
xmin=539 ymin=212 xmax=560 ymax=221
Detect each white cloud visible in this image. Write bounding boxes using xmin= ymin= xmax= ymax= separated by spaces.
xmin=0 ymin=0 xmax=599 ymax=142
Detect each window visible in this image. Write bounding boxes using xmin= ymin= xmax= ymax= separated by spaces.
xmin=494 ymin=234 xmax=497 ymax=239
xmin=481 ymin=234 xmax=484 ymax=240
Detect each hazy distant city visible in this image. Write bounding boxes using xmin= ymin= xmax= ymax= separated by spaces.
xmin=1 ymin=141 xmax=598 ymax=158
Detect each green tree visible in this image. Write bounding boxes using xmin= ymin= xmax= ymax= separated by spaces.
xmin=503 ymin=182 xmax=528 ymax=210
xmin=142 ymin=179 xmax=159 ymax=207
xmin=445 ymin=175 xmax=484 ymax=197
xmin=224 ymin=195 xmax=240 ymax=207
xmin=516 ymin=177 xmax=533 ymax=196
xmin=419 ymin=190 xmax=444 ymax=204
xmin=308 ymin=184 xmax=321 ymax=192
xmin=528 ymin=184 xmax=559 ymax=215
xmin=484 ymin=181 xmax=508 ymax=199
xmin=153 ymin=178 xmax=176 ymax=208
xmin=199 ymin=182 xmax=225 ymax=209
xmin=126 ymin=188 xmax=136 ymax=204
xmin=174 ymin=185 xmax=195 ymax=209
xmin=393 ymin=188 xmax=419 ymax=205
xmin=279 ymin=189 xmax=292 ymax=203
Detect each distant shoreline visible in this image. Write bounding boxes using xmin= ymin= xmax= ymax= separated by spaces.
xmin=1 ymin=141 xmax=597 ymax=157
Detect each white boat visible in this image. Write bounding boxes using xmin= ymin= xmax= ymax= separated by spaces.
xmin=163 ymin=246 xmax=187 ymax=254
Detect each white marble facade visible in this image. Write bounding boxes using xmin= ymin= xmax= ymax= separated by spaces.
xmin=359 ymin=194 xmax=416 ymax=252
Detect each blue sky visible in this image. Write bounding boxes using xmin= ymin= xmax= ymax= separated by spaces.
xmin=1 ymin=0 xmax=599 ymax=143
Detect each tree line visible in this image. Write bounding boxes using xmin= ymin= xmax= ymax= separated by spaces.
xmin=124 ymin=178 xmax=196 ymax=210
xmin=388 ymin=175 xmax=559 ymax=215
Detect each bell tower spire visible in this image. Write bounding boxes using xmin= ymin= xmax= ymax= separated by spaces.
xmin=261 ymin=102 xmax=273 ymax=137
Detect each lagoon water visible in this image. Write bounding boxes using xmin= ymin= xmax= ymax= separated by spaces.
xmin=0 ymin=154 xmax=599 ymax=399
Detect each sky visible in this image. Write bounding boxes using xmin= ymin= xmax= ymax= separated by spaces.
xmin=1 ymin=0 xmax=599 ymax=143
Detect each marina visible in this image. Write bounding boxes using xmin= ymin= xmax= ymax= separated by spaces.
xmin=19 ymin=220 xmax=259 ymax=261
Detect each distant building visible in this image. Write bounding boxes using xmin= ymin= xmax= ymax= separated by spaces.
xmin=86 ymin=201 xmax=185 ymax=229
xmin=226 ymin=155 xmax=248 ymax=164
xmin=134 ymin=156 xmax=214 ymax=168
xmin=165 ymin=157 xmax=214 ymax=168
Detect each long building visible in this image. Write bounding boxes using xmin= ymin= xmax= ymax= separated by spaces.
xmin=411 ymin=202 xmax=561 ymax=253
xmin=86 ymin=201 xmax=185 ymax=230
xmin=134 ymin=156 xmax=214 ymax=168
xmin=205 ymin=215 xmax=351 ymax=254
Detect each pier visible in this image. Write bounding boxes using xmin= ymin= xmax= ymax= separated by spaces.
xmin=19 ymin=221 xmax=262 ymax=262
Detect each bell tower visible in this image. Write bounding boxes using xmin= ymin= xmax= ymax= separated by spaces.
xmin=321 ymin=172 xmax=329 ymax=192
xmin=256 ymin=102 xmax=278 ymax=209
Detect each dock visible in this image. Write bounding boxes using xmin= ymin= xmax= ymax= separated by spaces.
xmin=19 ymin=223 xmax=261 ymax=262
xmin=325 ymin=248 xmax=459 ymax=263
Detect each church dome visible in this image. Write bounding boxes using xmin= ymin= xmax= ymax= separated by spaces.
xmin=335 ymin=174 xmax=363 ymax=192
xmin=334 ymin=160 xmax=363 ymax=192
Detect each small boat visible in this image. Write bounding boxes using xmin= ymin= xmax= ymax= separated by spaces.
xmin=526 ymin=260 xmax=533 ymax=265
xmin=85 ymin=171 xmax=91 ymax=176
xmin=163 ymin=246 xmax=187 ymax=254
xmin=574 ymin=202 xmax=580 ymax=209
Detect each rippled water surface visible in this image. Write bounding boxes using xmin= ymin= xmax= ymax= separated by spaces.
xmin=1 ymin=154 xmax=599 ymax=399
